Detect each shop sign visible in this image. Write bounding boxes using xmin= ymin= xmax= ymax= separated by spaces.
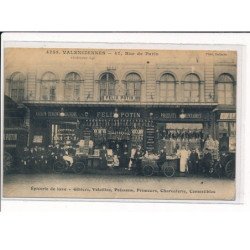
xmin=96 ymin=112 xmax=141 ymax=118
xmin=33 ymin=135 xmax=43 ymax=143
xmin=160 ymin=112 xmax=203 ymax=119
xmin=220 ymin=113 xmax=236 ymax=120
xmin=4 ymin=133 xmax=17 ymax=141
xmin=103 ymin=95 xmax=136 ymax=102
xmin=160 ymin=113 xmax=177 ymax=119
xmin=166 ymin=123 xmax=203 ymax=130
xmin=132 ymin=129 xmax=143 ymax=135
xmin=35 ymin=111 xmax=89 ymax=118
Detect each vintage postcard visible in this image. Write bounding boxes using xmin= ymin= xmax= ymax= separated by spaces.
xmin=2 ymin=42 xmax=239 ymax=201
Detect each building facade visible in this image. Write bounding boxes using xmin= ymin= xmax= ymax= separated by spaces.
xmin=4 ymin=51 xmax=237 ymax=153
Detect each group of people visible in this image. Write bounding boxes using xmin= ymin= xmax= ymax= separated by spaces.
xmin=99 ymin=144 xmax=144 ymax=171
xmin=19 ymin=134 xmax=219 ymax=175
xmin=20 ymin=144 xmax=76 ymax=169
xmin=174 ymin=134 xmax=219 ymax=175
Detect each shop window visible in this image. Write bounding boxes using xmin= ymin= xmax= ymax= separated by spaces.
xmin=41 ymin=72 xmax=57 ymax=101
xmin=100 ymin=73 xmax=116 ymax=101
xmin=64 ymin=72 xmax=82 ymax=101
xmin=218 ymin=121 xmax=236 ymax=137
xmin=216 ymin=73 xmax=235 ymax=105
xmin=10 ymin=72 xmax=25 ymax=102
xmin=182 ymin=73 xmax=200 ymax=102
xmin=218 ymin=121 xmax=236 ymax=152
xmin=124 ymin=73 xmax=142 ymax=101
xmin=159 ymin=73 xmax=176 ymax=102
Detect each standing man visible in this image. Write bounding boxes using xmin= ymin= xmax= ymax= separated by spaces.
xmin=188 ymin=148 xmax=199 ymax=174
xmin=100 ymin=145 xmax=108 ymax=169
xmin=120 ymin=143 xmax=129 ymax=169
xmin=157 ymin=148 xmax=167 ymax=171
xmin=134 ymin=145 xmax=144 ymax=173
xmin=202 ymin=148 xmax=213 ymax=175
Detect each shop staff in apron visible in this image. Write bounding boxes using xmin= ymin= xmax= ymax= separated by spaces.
xmin=177 ymin=145 xmax=189 ymax=173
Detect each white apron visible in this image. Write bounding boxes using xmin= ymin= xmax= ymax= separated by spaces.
xmin=177 ymin=149 xmax=189 ymax=173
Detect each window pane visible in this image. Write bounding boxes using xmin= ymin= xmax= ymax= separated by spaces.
xmin=184 ymin=83 xmax=191 ymax=90
xmin=217 ymin=89 xmax=225 ymax=104
xmin=10 ymin=72 xmax=25 ymax=101
xmin=125 ymin=73 xmax=141 ymax=100
xmin=167 ymin=83 xmax=175 ymax=90
xmin=191 ymin=90 xmax=199 ymax=99
xmin=192 ymin=83 xmax=199 ymax=90
xmin=159 ymin=83 xmax=166 ymax=101
xmin=41 ymin=72 xmax=56 ymax=101
xmin=218 ymin=83 xmax=225 ymax=91
xmin=100 ymin=73 xmax=115 ymax=100
xmin=50 ymin=87 xmax=56 ymax=101
xmin=226 ymin=97 xmax=233 ymax=105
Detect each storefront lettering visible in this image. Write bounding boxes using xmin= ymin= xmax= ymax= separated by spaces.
xmin=103 ymin=96 xmax=136 ymax=101
xmin=36 ymin=111 xmax=47 ymax=117
xmin=160 ymin=113 xmax=202 ymax=119
xmin=96 ymin=112 xmax=141 ymax=118
xmin=185 ymin=113 xmax=202 ymax=119
xmin=220 ymin=113 xmax=236 ymax=120
xmin=35 ymin=111 xmax=88 ymax=118
xmin=160 ymin=113 xmax=177 ymax=119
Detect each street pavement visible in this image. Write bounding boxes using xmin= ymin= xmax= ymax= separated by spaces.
xmin=3 ymin=173 xmax=235 ymax=201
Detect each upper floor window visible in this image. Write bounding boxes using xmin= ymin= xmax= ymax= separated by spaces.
xmin=216 ymin=73 xmax=235 ymax=105
xmin=183 ymin=73 xmax=200 ymax=102
xmin=64 ymin=72 xmax=82 ymax=101
xmin=41 ymin=72 xmax=57 ymax=101
xmin=100 ymin=72 xmax=116 ymax=101
xmin=10 ymin=72 xmax=25 ymax=102
xmin=159 ymin=73 xmax=176 ymax=102
xmin=124 ymin=73 xmax=142 ymax=101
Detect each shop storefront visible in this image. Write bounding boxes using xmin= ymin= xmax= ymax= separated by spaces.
xmin=152 ymin=108 xmax=214 ymax=154
xmin=214 ymin=107 xmax=236 ymax=152
xmin=27 ymin=104 xmax=215 ymax=154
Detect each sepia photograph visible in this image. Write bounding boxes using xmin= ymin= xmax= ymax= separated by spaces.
xmin=2 ymin=44 xmax=238 ymax=201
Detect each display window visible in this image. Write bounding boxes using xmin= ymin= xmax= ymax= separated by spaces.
xmin=157 ymin=123 xmax=204 ymax=155
xmin=51 ymin=122 xmax=78 ymax=145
